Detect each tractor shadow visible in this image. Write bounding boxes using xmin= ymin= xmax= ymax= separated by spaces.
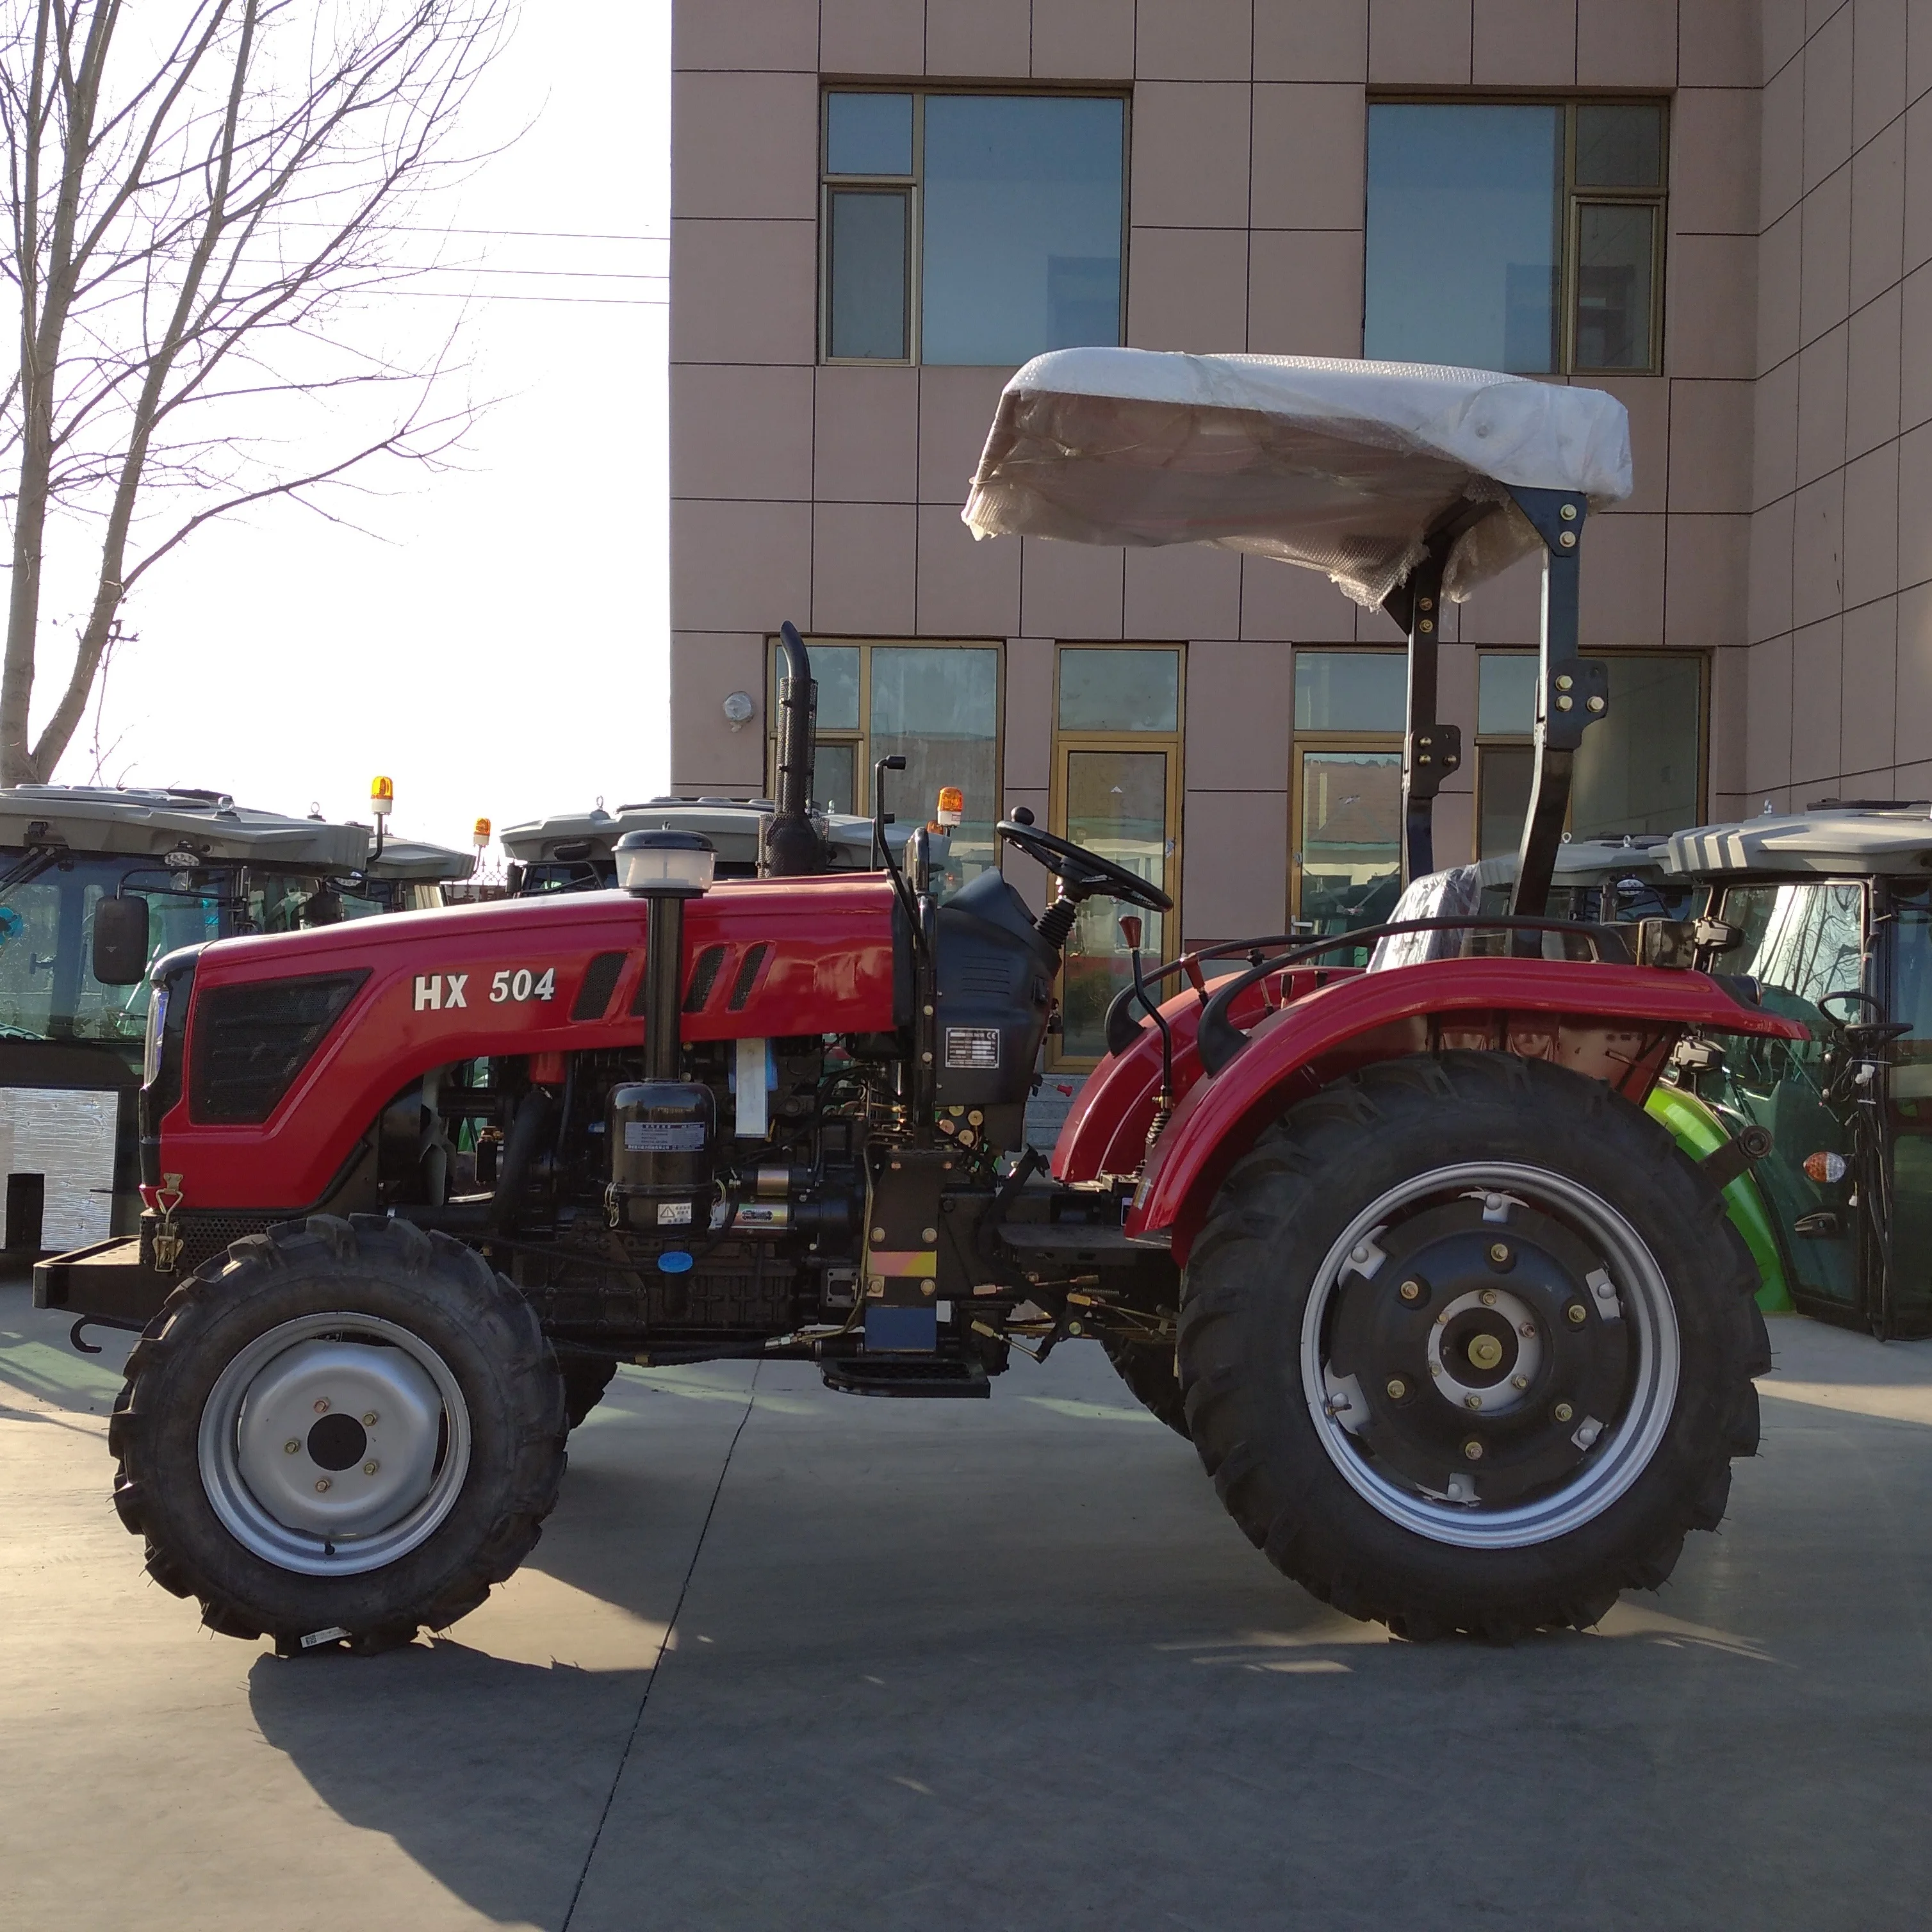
xmin=249 ymin=1640 xmax=651 ymax=1930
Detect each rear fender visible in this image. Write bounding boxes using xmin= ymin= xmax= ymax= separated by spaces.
xmin=1121 ymin=958 xmax=1808 ymax=1264
xmin=1055 ymin=966 xmax=1361 ymax=1182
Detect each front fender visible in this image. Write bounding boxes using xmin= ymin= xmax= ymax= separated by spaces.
xmin=1123 ymin=958 xmax=1808 ymax=1263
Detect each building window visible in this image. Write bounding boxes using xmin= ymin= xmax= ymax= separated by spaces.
xmin=1365 ymin=99 xmax=1667 ymax=375
xmin=1050 ymin=646 xmax=1183 ymax=1065
xmin=821 ymin=90 xmax=1127 ymax=366
xmin=1291 ymin=651 xmax=1406 ymax=941
xmin=765 ymin=637 xmax=1003 ymax=881
xmin=1474 ymin=650 xmax=1705 ymax=857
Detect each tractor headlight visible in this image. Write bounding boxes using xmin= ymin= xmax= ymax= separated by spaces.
xmin=143 ymin=983 xmax=168 ymax=1086
xmin=614 ymin=829 xmax=715 ymax=896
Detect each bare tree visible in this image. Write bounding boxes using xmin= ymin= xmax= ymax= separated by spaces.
xmin=0 ymin=0 xmax=512 ymax=785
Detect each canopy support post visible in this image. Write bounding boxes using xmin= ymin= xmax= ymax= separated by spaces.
xmin=1386 ymin=541 xmax=1459 ymax=887
xmin=1505 ymin=486 xmax=1607 ymax=930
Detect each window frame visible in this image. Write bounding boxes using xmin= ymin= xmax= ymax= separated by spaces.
xmin=1472 ymin=646 xmax=1708 ymax=856
xmin=818 ymin=84 xmax=1132 ymax=369
xmin=763 ymin=634 xmax=1005 ymax=824
xmin=1364 ymin=94 xmax=1670 ymax=378
xmin=1047 ymin=643 xmax=1186 ymax=1071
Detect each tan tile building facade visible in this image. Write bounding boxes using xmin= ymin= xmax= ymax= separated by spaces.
xmin=669 ymin=1 xmax=1925 ymax=969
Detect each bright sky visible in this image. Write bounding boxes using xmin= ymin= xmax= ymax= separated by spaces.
xmin=42 ymin=1 xmax=672 ymax=864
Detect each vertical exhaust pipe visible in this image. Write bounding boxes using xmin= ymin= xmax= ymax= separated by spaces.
xmin=762 ymin=619 xmax=823 ymax=877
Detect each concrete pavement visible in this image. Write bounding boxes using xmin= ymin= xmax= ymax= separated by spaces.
xmin=4 ymin=1272 xmax=1932 ymax=1930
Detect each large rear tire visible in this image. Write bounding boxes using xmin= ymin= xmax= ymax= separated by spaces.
xmin=1102 ymin=1338 xmax=1191 ymax=1438
xmin=1178 ymin=1053 xmax=1762 ymax=1641
xmin=108 ymin=1215 xmax=566 ymax=1651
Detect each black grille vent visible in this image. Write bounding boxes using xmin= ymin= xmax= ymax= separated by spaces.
xmin=572 ymin=950 xmax=627 ymax=1021
xmin=190 ymin=972 xmax=368 ymax=1123
xmin=680 ymin=943 xmax=728 ymax=1014
xmin=726 ymin=942 xmax=771 ymax=1011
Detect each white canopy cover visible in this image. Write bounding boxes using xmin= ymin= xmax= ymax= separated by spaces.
xmin=962 ymin=348 xmax=1633 ymax=609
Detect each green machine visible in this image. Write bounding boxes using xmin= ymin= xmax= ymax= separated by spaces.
xmin=1655 ymin=803 xmax=1932 ymax=1338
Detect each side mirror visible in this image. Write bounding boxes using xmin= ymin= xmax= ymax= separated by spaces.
xmin=92 ymin=895 xmax=151 ymax=985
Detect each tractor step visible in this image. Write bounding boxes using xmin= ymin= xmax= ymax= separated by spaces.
xmin=821 ymin=1355 xmax=990 ymax=1398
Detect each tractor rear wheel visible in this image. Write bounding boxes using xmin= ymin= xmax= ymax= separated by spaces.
xmin=561 ymin=1355 xmax=621 ymax=1430
xmin=1178 ymin=1052 xmax=1761 ymax=1641
xmin=1102 ymin=1338 xmax=1191 ymax=1438
xmin=108 ymin=1215 xmax=566 ymax=1652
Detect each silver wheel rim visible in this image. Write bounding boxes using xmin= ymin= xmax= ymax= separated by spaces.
xmin=198 ymin=1311 xmax=471 ymax=1577
xmin=1299 ymin=1161 xmax=1680 ymax=1550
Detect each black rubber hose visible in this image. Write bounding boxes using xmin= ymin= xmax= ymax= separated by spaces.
xmin=489 ymin=1085 xmax=553 ymax=1231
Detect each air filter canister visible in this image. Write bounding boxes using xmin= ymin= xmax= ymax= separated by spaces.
xmin=607 ymin=1079 xmax=716 ymax=1232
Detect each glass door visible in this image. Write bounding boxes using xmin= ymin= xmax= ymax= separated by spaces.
xmin=1293 ymin=746 xmax=1404 ymax=943
xmin=1054 ymin=746 xmax=1174 ymax=1063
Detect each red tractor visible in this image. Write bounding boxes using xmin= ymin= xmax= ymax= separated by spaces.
xmin=45 ymin=352 xmax=1801 ymax=1650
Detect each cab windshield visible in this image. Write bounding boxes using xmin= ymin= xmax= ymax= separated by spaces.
xmin=0 ymin=854 xmax=387 ymax=1066
xmin=0 ymin=853 xmax=230 ymax=1058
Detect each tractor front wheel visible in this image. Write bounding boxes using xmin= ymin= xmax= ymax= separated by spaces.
xmin=108 ymin=1215 xmax=566 ymax=1652
xmin=1178 ymin=1052 xmax=1763 ymax=1641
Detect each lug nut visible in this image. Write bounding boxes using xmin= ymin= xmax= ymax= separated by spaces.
xmin=1488 ymin=1243 xmax=1510 ymax=1266
xmin=1566 ymin=1302 xmax=1588 ymax=1326
xmin=1519 ymin=1321 xmax=1537 ymax=1338
xmin=363 ymin=1412 xmax=379 ymax=1427
xmin=1511 ymin=1375 xmax=1529 ymax=1390
xmin=1462 ymin=1440 xmax=1484 ymax=1461
xmin=1386 ymin=1377 xmax=1407 ymax=1400
xmin=1464 ymin=1394 xmax=1482 ymax=1411
xmin=1467 ymin=1334 xmax=1503 ymax=1370
xmin=1399 ymin=1279 xmax=1423 ymax=1302
xmin=363 ymin=1461 xmax=380 ymax=1476
xmin=313 ymin=1398 xmax=330 ymax=1414
xmin=284 ymin=1439 xmax=301 ymax=1455
xmin=315 ymin=1478 xmax=332 ymax=1493
xmin=1429 ymin=1363 xmax=1442 ymax=1377
xmin=1553 ymin=1401 xmax=1575 ymax=1423
xmin=1480 ymin=1288 xmax=1498 ymax=1307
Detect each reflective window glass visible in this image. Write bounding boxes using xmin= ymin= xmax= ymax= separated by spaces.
xmin=1366 ymin=104 xmax=1563 ymax=372
xmin=1298 ymin=750 xmax=1404 ymax=937
xmin=771 ymin=644 xmax=860 ymax=733
xmin=1575 ymin=203 xmax=1655 ymax=370
xmin=1575 ymin=102 xmax=1663 ymax=189
xmin=826 ymin=190 xmax=909 ymax=360
xmin=919 ymin=95 xmax=1123 ymax=365
xmin=1572 ymin=655 xmax=1701 ymax=838
xmin=1478 ymin=653 xmax=1537 ymax=736
xmin=826 ymin=92 xmax=913 ymax=176
xmin=1293 ymin=651 xmax=1406 ymax=732
xmin=1058 ymin=649 xmax=1179 ymax=732
xmin=1477 ymin=744 xmax=1534 ymax=858
xmin=1061 ymin=749 xmax=1169 ymax=1058
xmin=871 ymin=646 xmax=1001 ymax=882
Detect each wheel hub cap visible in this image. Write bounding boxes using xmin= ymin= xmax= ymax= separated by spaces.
xmin=234 ymin=1339 xmax=443 ymax=1538
xmin=1304 ymin=1166 xmax=1678 ymax=1550
xmin=199 ymin=1313 xmax=471 ymax=1577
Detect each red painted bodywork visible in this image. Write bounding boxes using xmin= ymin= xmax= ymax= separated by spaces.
xmin=166 ymin=876 xmax=899 ymax=1209
xmin=1055 ymin=967 xmax=1364 ymax=1182
xmin=1083 ymin=958 xmax=1808 ymax=1264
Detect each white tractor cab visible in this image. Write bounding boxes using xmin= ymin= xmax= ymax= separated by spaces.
xmin=0 ymin=784 xmax=470 ymax=1264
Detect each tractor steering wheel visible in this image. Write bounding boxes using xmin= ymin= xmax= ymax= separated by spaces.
xmin=995 ymin=816 xmax=1173 ymax=913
